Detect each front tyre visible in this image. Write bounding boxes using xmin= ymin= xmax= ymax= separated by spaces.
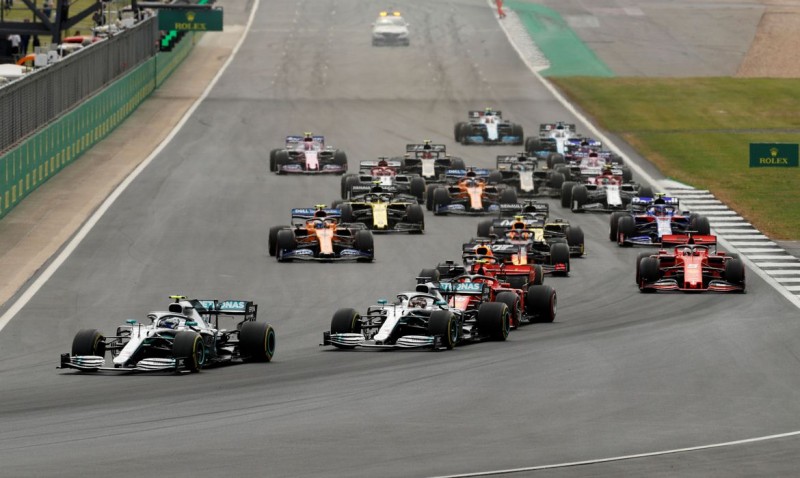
xmin=239 ymin=321 xmax=276 ymax=362
xmin=429 ymin=310 xmax=458 ymax=349
xmin=72 ymin=329 xmax=105 ymax=356
xmin=173 ymin=331 xmax=205 ymax=372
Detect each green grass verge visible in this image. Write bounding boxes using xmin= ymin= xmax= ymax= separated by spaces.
xmin=551 ymin=77 xmax=800 ymax=240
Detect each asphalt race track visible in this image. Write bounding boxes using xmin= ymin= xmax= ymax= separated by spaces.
xmin=1 ymin=1 xmax=800 ymax=476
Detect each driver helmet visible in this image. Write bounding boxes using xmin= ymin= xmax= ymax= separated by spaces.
xmin=409 ymin=296 xmax=428 ymax=308
xmin=378 ymin=159 xmax=388 ymax=167
xmin=161 ymin=317 xmax=180 ymax=329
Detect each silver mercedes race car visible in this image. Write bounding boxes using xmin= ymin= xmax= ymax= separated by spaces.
xmin=60 ymin=297 xmax=275 ymax=373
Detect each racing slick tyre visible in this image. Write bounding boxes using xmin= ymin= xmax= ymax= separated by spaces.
xmin=332 ymin=150 xmax=348 ymax=174
xmin=340 ymin=203 xmax=356 ymax=223
xmin=499 ymin=188 xmax=518 ymax=204
xmin=426 ymin=186 xmax=436 ymax=211
xmin=429 ymin=310 xmax=459 ymax=350
xmin=511 ymin=124 xmax=525 ymax=145
xmin=637 ymin=185 xmax=655 ymax=198
xmin=560 ymin=181 xmax=577 ymax=208
xmin=72 ymin=329 xmax=105 ymax=357
xmin=621 ymin=166 xmax=633 ymax=183
xmin=691 ymin=215 xmax=711 ymax=235
xmin=532 ymin=264 xmax=544 ymax=286
xmin=330 ymin=199 xmax=343 ymax=209
xmin=477 ymin=219 xmax=493 ymax=238
xmin=565 ymin=226 xmax=585 ymax=256
xmin=459 ymin=124 xmax=473 ymax=144
xmin=555 ymin=165 xmax=571 ymax=181
xmin=409 ymin=177 xmax=426 ymax=201
xmin=525 ymin=137 xmax=540 ymax=154
xmin=405 ymin=204 xmax=425 ymax=233
xmin=454 ymin=122 xmax=467 ymax=142
xmin=617 ymin=216 xmax=636 ymax=246
xmin=725 ymin=258 xmax=746 ymax=289
xmin=548 ymin=172 xmax=565 ymax=191
xmin=268 ymin=226 xmax=288 ymax=256
xmin=417 ymin=268 xmax=441 ymax=283
xmin=450 ymin=158 xmax=466 ymax=170
xmin=274 ymin=151 xmax=290 ymax=174
xmin=609 ymin=212 xmax=626 ymax=241
xmin=173 ymin=331 xmax=205 ymax=373
xmin=488 ymin=171 xmax=504 ymax=185
xmin=432 ymin=187 xmax=451 ymax=215
xmin=239 ymin=321 xmax=276 ymax=362
xmin=495 ymin=291 xmax=522 ymax=328
xmin=570 ymin=184 xmax=588 ymax=212
xmin=341 ymin=174 xmax=358 ymax=198
xmin=275 ymin=230 xmax=297 ymax=261
xmin=549 ymin=243 xmax=571 ymax=275
xmin=547 ymin=153 xmax=564 ymax=169
xmin=635 ymin=252 xmax=652 ymax=285
xmin=476 ymin=302 xmax=510 ymax=341
xmin=353 ymin=230 xmax=374 ymax=262
xmin=639 ymin=257 xmax=661 ymax=291
xmin=330 ymin=308 xmax=361 ymax=349
xmin=269 ymin=148 xmax=281 ymax=172
xmin=525 ymin=285 xmax=557 ymax=323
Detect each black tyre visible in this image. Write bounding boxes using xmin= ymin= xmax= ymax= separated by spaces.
xmin=547 ymin=153 xmax=564 ymax=169
xmin=495 ymin=291 xmax=521 ymax=327
xmin=409 ymin=177 xmax=426 ymax=201
xmin=635 ymin=252 xmax=652 ymax=285
xmin=459 ymin=124 xmax=473 ymax=144
xmin=418 ymin=268 xmax=440 ymax=283
xmin=239 ymin=321 xmax=276 ymax=362
xmin=429 ymin=310 xmax=459 ymax=349
xmin=173 ymin=331 xmax=205 ymax=373
xmin=330 ymin=308 xmax=361 ymax=349
xmin=621 ymin=166 xmax=633 ymax=183
xmin=269 ymin=148 xmax=281 ymax=172
xmin=488 ymin=171 xmax=504 ymax=185
xmin=609 ymin=212 xmax=625 ymax=241
xmin=565 ymin=226 xmax=585 ymax=255
xmin=691 ymin=215 xmax=711 ymax=235
xmin=268 ymin=226 xmax=287 ymax=256
xmin=555 ymin=165 xmax=571 ymax=181
xmin=525 ymin=285 xmax=557 ymax=323
xmin=639 ymin=257 xmax=661 ymax=290
xmin=341 ymin=174 xmax=358 ymax=198
xmin=331 ymin=199 xmax=343 ymax=209
xmin=571 ymin=184 xmax=588 ymax=211
xmin=476 ymin=302 xmax=510 ymax=341
xmin=405 ymin=204 xmax=425 ymax=232
xmin=451 ymin=158 xmax=466 ymax=170
xmin=454 ymin=122 xmax=466 ymax=142
xmin=432 ymin=187 xmax=451 ymax=215
xmin=525 ymin=137 xmax=540 ymax=154
xmin=725 ymin=258 xmax=745 ymax=288
xmin=353 ymin=230 xmax=374 ymax=261
xmin=512 ymin=124 xmax=525 ymax=144
xmin=340 ymin=203 xmax=355 ymax=223
xmin=550 ymin=243 xmax=571 ymax=275
xmin=274 ymin=151 xmax=290 ymax=174
xmin=426 ymin=186 xmax=436 ymax=211
xmin=617 ymin=216 xmax=635 ymax=246
xmin=333 ymin=150 xmax=348 ymax=173
xmin=477 ymin=219 xmax=493 ymax=238
xmin=72 ymin=329 xmax=105 ymax=356
xmin=499 ymin=188 xmax=517 ymax=204
xmin=561 ymin=181 xmax=576 ymax=207
xmin=638 ymin=185 xmax=655 ymax=198
xmin=276 ymin=230 xmax=297 ymax=261
xmin=549 ymin=172 xmax=565 ymax=190
xmin=532 ymin=264 xmax=544 ymax=285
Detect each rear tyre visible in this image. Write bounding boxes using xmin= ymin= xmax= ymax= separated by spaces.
xmin=451 ymin=158 xmax=466 ymax=170
xmin=547 ymin=153 xmax=564 ymax=169
xmin=550 ymin=243 xmax=571 ymax=275
xmin=341 ymin=174 xmax=358 ymax=198
xmin=426 ymin=186 xmax=436 ymax=211
xmin=405 ymin=204 xmax=425 ymax=232
xmin=476 ymin=302 xmax=510 ymax=341
xmin=353 ymin=230 xmax=374 ymax=261
xmin=617 ymin=216 xmax=635 ymax=246
xmin=495 ymin=291 xmax=521 ymax=328
xmin=570 ymin=184 xmax=588 ymax=211
xmin=561 ymin=181 xmax=576 ymax=207
xmin=549 ymin=172 xmax=565 ymax=190
xmin=691 ymin=215 xmax=711 ymax=235
xmin=340 ymin=203 xmax=355 ymax=223
xmin=433 ymin=187 xmax=451 ymax=215
xmin=72 ymin=329 xmax=105 ymax=356
xmin=609 ymin=212 xmax=625 ymax=241
xmin=621 ymin=166 xmax=633 ymax=183
xmin=417 ymin=268 xmax=441 ymax=283
xmin=477 ymin=219 xmax=493 ymax=238
xmin=565 ymin=226 xmax=584 ymax=256
xmin=173 ymin=331 xmax=205 ymax=373
xmin=525 ymin=137 xmax=540 ymax=154
xmin=637 ymin=185 xmax=655 ymax=198
xmin=499 ymin=188 xmax=518 ymax=204
xmin=525 ymin=285 xmax=557 ymax=323
xmin=488 ymin=171 xmax=504 ymax=185
xmin=409 ymin=177 xmax=426 ymax=201
xmin=239 ymin=321 xmax=276 ymax=362
xmin=429 ymin=310 xmax=458 ymax=349
xmin=531 ymin=264 xmax=544 ymax=285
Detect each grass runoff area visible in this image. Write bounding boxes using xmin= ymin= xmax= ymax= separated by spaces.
xmin=551 ymin=77 xmax=800 ymax=240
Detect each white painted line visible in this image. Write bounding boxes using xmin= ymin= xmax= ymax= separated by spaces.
xmin=748 ymin=255 xmax=797 ymax=260
xmin=785 ymin=286 xmax=800 ymax=292
xmin=756 ymin=263 xmax=800 ymax=268
xmin=775 ymin=277 xmax=800 ymax=283
xmin=0 ymin=0 xmax=263 ymax=333
xmin=715 ymin=229 xmax=759 ymax=234
xmin=737 ymin=248 xmax=786 ymax=253
xmin=720 ymin=234 xmax=770 ymax=240
xmin=703 ymin=211 xmax=740 ymax=216
xmin=680 ymin=199 xmax=724 ymax=204
xmin=667 ymin=189 xmax=711 ymax=194
xmin=711 ymin=223 xmax=753 ymax=228
xmin=766 ymin=270 xmax=800 ymax=275
xmin=428 ymin=429 xmax=800 ymax=478
xmin=688 ymin=205 xmax=731 ymax=210
xmin=728 ymin=241 xmax=778 ymax=246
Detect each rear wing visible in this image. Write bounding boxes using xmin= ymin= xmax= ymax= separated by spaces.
xmin=540 ymin=122 xmax=577 ymax=133
xmin=406 ymin=143 xmax=447 ymax=153
xmin=662 ymin=234 xmax=717 ymax=248
xmin=359 ymin=159 xmax=402 ymax=169
xmin=286 ymin=135 xmax=325 ymax=146
xmin=496 ymin=155 xmax=535 ymax=169
xmin=469 ymin=110 xmax=502 ymax=119
xmin=631 ymin=196 xmax=679 ymax=207
xmin=438 ymin=281 xmax=486 ymax=295
xmin=349 ymin=184 xmax=399 ymax=195
xmin=291 ymin=207 xmax=341 ymax=220
xmin=194 ymin=299 xmax=257 ymax=320
xmin=445 ymin=168 xmax=490 ymax=178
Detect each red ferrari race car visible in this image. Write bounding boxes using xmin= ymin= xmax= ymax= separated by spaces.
xmin=637 ymin=234 xmax=745 ymax=293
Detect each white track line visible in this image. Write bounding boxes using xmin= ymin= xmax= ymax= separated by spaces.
xmin=0 ymin=0 xmax=261 ymax=333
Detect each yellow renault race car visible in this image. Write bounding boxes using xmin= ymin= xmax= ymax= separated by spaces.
xmin=333 ymin=185 xmax=424 ymax=234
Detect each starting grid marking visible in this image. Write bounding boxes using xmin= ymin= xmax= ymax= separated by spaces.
xmin=667 ymin=187 xmax=800 ymax=296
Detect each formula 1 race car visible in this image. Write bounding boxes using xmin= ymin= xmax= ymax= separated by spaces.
xmin=525 ymin=121 xmax=581 ymax=159
xmin=463 ymin=236 xmax=571 ymax=276
xmin=495 ymin=153 xmax=569 ymax=198
xmin=398 ymin=141 xmax=466 ymax=182
xmin=427 ymin=169 xmax=518 ymax=215
xmin=610 ymin=195 xmax=710 ymax=246
xmin=270 ymin=133 xmax=348 ymax=175
xmin=340 ymin=158 xmax=427 ymax=201
xmin=269 ymin=206 xmax=374 ymax=262
xmin=561 ymin=164 xmax=652 ymax=213
xmin=477 ymin=203 xmax=585 ymax=257
xmin=60 ymin=297 xmax=275 ymax=373
xmin=322 ymin=282 xmax=511 ymax=350
xmin=637 ymin=235 xmax=745 ymax=293
xmin=454 ymin=108 xmax=524 ymax=145
xmin=333 ymin=187 xmax=425 ymax=233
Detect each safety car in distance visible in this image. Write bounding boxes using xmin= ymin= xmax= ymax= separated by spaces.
xmin=637 ymin=235 xmax=745 ymax=293
xmin=398 ymin=141 xmax=466 ymax=182
xmin=60 ymin=297 xmax=275 ymax=373
xmin=270 ymin=133 xmax=348 ymax=175
xmin=322 ymin=282 xmax=510 ymax=350
xmin=269 ymin=206 xmax=374 ymax=262
xmin=454 ymin=108 xmax=524 ymax=145
xmin=372 ymin=10 xmax=410 ymax=46
xmin=611 ymin=195 xmax=710 ymax=246
xmin=427 ymin=169 xmax=518 ymax=215
xmin=341 ymin=158 xmax=427 ymax=201
xmin=333 ymin=187 xmax=424 ymax=233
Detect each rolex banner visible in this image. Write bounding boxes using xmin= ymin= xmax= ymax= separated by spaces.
xmin=158 ymin=8 xmax=223 ymax=31
xmin=749 ymin=143 xmax=799 ymax=168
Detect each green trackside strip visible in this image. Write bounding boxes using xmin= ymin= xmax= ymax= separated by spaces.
xmin=504 ymin=1 xmax=614 ymax=77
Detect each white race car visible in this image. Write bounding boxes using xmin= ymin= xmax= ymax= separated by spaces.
xmin=60 ymin=296 xmax=276 ymax=373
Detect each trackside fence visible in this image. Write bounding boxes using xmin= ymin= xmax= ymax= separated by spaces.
xmin=0 ymin=30 xmax=197 ymax=220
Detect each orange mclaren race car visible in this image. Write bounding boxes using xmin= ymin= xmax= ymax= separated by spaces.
xmin=427 ymin=169 xmax=518 ymax=215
